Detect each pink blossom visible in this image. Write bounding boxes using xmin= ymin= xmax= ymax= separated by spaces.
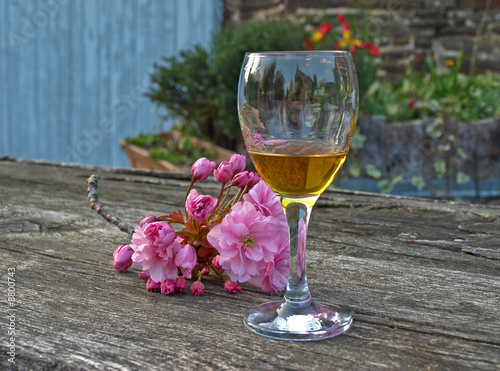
xmin=160 ymin=279 xmax=176 ymax=295
xmin=191 ymin=157 xmax=216 ymax=181
xmin=113 ymin=244 xmax=133 ymax=273
xmin=185 ymin=189 xmax=218 ymax=221
xmin=190 ymin=281 xmax=204 ymax=296
xmin=213 ymin=161 xmax=233 ymax=183
xmin=174 ymin=244 xmax=197 ymax=279
xmin=224 ymin=279 xmax=242 ymax=293
xmin=146 ymin=278 xmax=161 ymax=292
xmin=229 ymin=154 xmax=246 ymax=175
xmin=249 ymin=239 xmax=289 ymax=293
xmin=175 ymin=276 xmax=187 ymax=292
xmin=130 ymin=226 xmax=180 ymax=283
xmin=207 ymin=201 xmax=281 ymax=283
xmin=244 ymin=181 xmax=286 ymax=225
xmin=143 ymin=222 xmax=177 ymax=251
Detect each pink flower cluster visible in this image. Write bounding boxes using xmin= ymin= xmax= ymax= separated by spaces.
xmin=207 ymin=182 xmax=289 ymax=293
xmin=113 ymin=154 xmax=289 ymax=295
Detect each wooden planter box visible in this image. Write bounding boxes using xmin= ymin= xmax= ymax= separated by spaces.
xmin=120 ymin=130 xmax=235 ymax=173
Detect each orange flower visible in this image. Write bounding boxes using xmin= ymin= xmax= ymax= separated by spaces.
xmin=333 ymin=14 xmax=381 ymax=57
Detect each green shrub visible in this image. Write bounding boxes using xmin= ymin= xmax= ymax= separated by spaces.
xmin=146 ymin=46 xmax=217 ymax=130
xmin=209 ymin=19 xmax=308 ymax=139
xmin=146 ymin=19 xmax=308 ymax=144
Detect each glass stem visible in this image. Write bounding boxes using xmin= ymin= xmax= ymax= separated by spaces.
xmin=281 ymin=196 xmax=319 ymax=304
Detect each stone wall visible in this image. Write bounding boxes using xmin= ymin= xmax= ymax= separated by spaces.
xmin=224 ymin=0 xmax=500 ymax=82
xmin=351 ymin=115 xmax=500 ymax=198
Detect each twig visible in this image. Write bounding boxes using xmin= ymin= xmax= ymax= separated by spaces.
xmin=87 ymin=174 xmax=135 ymax=236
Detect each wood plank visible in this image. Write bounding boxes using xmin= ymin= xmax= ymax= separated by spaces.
xmin=0 ymin=159 xmax=499 ymax=369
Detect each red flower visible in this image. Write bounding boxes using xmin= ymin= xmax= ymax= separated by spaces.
xmin=333 ymin=14 xmax=381 ymax=57
xmin=305 ymin=22 xmax=333 ymax=50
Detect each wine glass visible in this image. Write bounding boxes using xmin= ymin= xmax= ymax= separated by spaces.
xmin=237 ymin=51 xmax=358 ymax=341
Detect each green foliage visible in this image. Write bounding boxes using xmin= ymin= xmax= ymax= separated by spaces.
xmin=147 ymin=46 xmax=217 ymax=128
xmin=378 ymin=175 xmax=403 ymax=194
xmin=124 ymin=133 xmax=217 ymax=167
xmin=210 ymin=19 xmax=308 ymax=138
xmin=147 ymin=19 xmax=308 ymax=140
xmin=124 ymin=132 xmax=165 ymax=148
xmin=361 ymin=54 xmax=500 ymax=121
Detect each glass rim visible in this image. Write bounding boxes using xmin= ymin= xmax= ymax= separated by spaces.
xmin=244 ymin=50 xmax=352 ymax=57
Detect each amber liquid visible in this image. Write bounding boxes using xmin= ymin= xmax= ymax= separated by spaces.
xmin=249 ymin=140 xmax=346 ymax=197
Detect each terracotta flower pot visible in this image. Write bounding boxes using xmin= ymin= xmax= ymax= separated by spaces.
xmin=120 ymin=130 xmax=235 ymax=173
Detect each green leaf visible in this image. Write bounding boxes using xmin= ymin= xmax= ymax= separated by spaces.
xmin=351 ymin=128 xmax=366 ymax=150
xmin=366 ymin=164 xmax=382 ymax=179
xmin=349 ymin=161 xmax=362 ymax=177
xmin=426 ymin=117 xmax=444 ymax=139
xmin=378 ymin=175 xmax=403 ymax=194
xmin=411 ymin=176 xmax=426 ymax=191
xmin=438 ymin=143 xmax=451 ymax=152
xmin=434 ymin=160 xmax=446 ymax=178
xmin=377 ymin=179 xmax=392 ymax=193
xmin=392 ymin=175 xmax=403 ymax=185
xmin=457 ymin=147 xmax=468 ymax=160
xmin=456 ymin=172 xmax=471 ymax=185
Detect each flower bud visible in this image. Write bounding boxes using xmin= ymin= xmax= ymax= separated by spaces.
xmin=190 ymin=281 xmax=204 ymax=296
xmin=212 ymin=255 xmax=223 ymax=271
xmin=113 ymin=244 xmax=133 ymax=273
xmin=224 ymin=280 xmax=242 ymax=293
xmin=174 ymin=244 xmax=197 ymax=279
xmin=229 ymin=154 xmax=246 ymax=175
xmin=160 ymin=279 xmax=176 ymax=295
xmin=201 ymin=267 xmax=210 ymax=276
xmin=139 ymin=215 xmax=159 ymax=228
xmin=213 ymin=161 xmax=233 ymax=183
xmin=232 ymin=171 xmax=250 ymax=188
xmin=139 ymin=271 xmax=150 ymax=280
xmin=175 ymin=276 xmax=187 ymax=292
xmin=191 ymin=157 xmax=216 ymax=181
xmin=146 ymin=278 xmax=161 ymax=292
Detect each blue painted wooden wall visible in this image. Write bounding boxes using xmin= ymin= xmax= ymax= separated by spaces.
xmin=0 ymin=0 xmax=222 ymax=167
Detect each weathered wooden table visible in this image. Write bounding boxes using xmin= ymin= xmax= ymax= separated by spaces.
xmin=1 ymin=158 xmax=499 ymax=370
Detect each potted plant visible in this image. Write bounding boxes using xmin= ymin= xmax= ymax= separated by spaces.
xmin=120 ymin=128 xmax=235 ymax=173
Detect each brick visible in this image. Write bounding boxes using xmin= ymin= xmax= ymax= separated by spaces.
xmin=438 ymin=35 xmax=475 ymax=53
xmin=457 ymin=0 xmax=500 ymax=10
xmin=241 ymin=0 xmax=281 ymax=13
xmin=415 ymin=37 xmax=433 ymax=48
xmin=440 ymin=26 xmax=477 ymax=36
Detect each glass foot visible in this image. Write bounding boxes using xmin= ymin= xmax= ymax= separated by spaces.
xmin=243 ymin=297 xmax=352 ymax=341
